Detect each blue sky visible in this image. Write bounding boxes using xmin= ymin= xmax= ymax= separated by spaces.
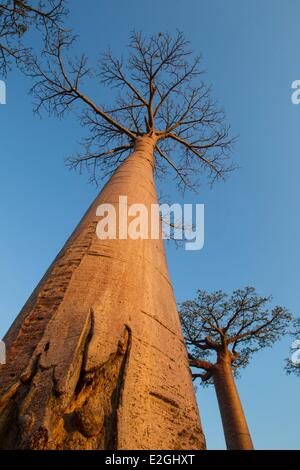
xmin=0 ymin=0 xmax=299 ymax=449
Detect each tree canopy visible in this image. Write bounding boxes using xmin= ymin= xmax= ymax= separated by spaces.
xmin=179 ymin=287 xmax=293 ymax=383
xmin=27 ymin=31 xmax=236 ymax=188
xmin=0 ymin=0 xmax=67 ymax=75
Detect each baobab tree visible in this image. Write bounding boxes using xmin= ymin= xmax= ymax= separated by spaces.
xmin=179 ymin=287 xmax=293 ymax=450
xmin=0 ymin=32 xmax=234 ymax=450
xmin=0 ymin=0 xmax=67 ymax=75
xmin=286 ymin=319 xmax=300 ymax=377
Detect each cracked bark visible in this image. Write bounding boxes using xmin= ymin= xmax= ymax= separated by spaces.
xmin=0 ymin=136 xmax=205 ymax=450
xmin=0 ymin=312 xmax=132 ymax=450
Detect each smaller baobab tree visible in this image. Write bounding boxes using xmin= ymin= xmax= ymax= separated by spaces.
xmin=179 ymin=287 xmax=293 ymax=450
xmin=285 ymin=318 xmax=300 ymax=377
xmin=0 ymin=0 xmax=67 ymax=75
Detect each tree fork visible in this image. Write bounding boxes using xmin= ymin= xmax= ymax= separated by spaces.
xmin=0 ymin=135 xmax=205 ymax=450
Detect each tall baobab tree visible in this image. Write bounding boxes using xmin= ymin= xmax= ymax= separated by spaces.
xmin=0 ymin=0 xmax=67 ymax=75
xmin=179 ymin=287 xmax=293 ymax=450
xmin=0 ymin=32 xmax=234 ymax=450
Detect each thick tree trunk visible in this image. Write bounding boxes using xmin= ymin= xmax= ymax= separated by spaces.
xmin=0 ymin=135 xmax=205 ymax=450
xmin=213 ymin=357 xmax=253 ymax=450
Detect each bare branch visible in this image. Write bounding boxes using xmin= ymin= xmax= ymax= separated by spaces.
xmin=189 ymin=355 xmax=213 ymax=371
xmin=155 ymin=145 xmax=189 ymax=188
xmin=27 ymin=30 xmax=235 ymax=188
xmin=192 ymin=371 xmax=213 ymax=382
xmin=167 ymin=132 xmax=225 ymax=177
xmin=0 ymin=0 xmax=68 ymax=75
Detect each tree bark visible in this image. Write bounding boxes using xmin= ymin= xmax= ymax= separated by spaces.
xmin=213 ymin=357 xmax=253 ymax=450
xmin=0 ymin=135 xmax=205 ymax=450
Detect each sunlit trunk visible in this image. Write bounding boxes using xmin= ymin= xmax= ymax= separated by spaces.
xmin=213 ymin=355 xmax=253 ymax=450
xmin=0 ymin=135 xmax=205 ymax=450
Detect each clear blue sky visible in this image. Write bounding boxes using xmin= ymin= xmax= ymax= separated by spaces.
xmin=0 ymin=0 xmax=299 ymax=449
